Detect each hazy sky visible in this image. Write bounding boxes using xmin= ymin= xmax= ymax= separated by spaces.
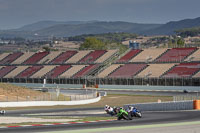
xmin=0 ymin=0 xmax=199 ymax=29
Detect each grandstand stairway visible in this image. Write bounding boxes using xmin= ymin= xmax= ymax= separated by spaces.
xmin=87 ymin=64 xmax=104 ymax=77
xmin=91 ymin=50 xmax=120 ymax=77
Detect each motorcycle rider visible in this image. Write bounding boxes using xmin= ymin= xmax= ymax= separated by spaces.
xmin=0 ymin=110 xmax=6 ymax=115
xmin=127 ymin=106 xmax=134 ymax=112
xmin=127 ymin=105 xmax=142 ymax=118
xmin=127 ymin=105 xmax=136 ymax=117
xmin=104 ymin=105 xmax=115 ymax=116
xmin=114 ymin=107 xmax=132 ymax=120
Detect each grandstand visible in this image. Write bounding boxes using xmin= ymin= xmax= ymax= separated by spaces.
xmin=0 ymin=53 xmax=10 ymax=61
xmin=0 ymin=66 xmax=16 ymax=78
xmin=11 ymin=52 xmax=35 ymax=64
xmin=50 ymin=51 xmax=77 ymax=64
xmin=37 ymin=52 xmax=62 ymax=64
xmin=129 ymin=48 xmax=167 ymax=62
xmin=4 ymin=66 xmax=29 ymax=78
xmin=66 ymin=50 xmax=91 ymax=63
xmin=59 ymin=65 xmax=86 ymax=78
xmin=155 ymin=47 xmax=197 ymax=62
xmin=117 ymin=49 xmax=141 ymax=63
xmin=184 ymin=48 xmax=200 ymax=62
xmin=97 ymin=64 xmax=121 ymax=78
xmin=137 ymin=64 xmax=175 ymax=78
xmin=45 ymin=65 xmax=71 ymax=78
xmin=0 ymin=52 xmax=23 ymax=64
xmin=78 ymin=50 xmax=107 ymax=64
xmin=162 ymin=63 xmax=200 ymax=78
xmin=23 ymin=51 xmax=49 ymax=64
xmin=73 ymin=64 xmax=99 ymax=78
xmin=193 ymin=71 xmax=200 ymax=78
xmin=16 ymin=66 xmax=44 ymax=78
xmin=108 ymin=64 xmax=147 ymax=78
xmin=0 ymin=48 xmax=199 ymax=86
xmin=30 ymin=66 xmax=56 ymax=78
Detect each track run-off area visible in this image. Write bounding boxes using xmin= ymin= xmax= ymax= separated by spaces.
xmin=1 ymin=107 xmax=200 ymax=133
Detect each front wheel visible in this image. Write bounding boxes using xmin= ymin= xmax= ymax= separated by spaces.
xmin=122 ymin=113 xmax=131 ymax=120
xmin=135 ymin=112 xmax=142 ymax=118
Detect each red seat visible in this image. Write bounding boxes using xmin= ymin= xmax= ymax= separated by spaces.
xmin=155 ymin=48 xmax=196 ymax=62
xmin=0 ymin=66 xmax=16 ymax=78
xmin=163 ymin=63 xmax=200 ymax=78
xmin=23 ymin=52 xmax=49 ymax=64
xmin=50 ymin=51 xmax=77 ymax=64
xmin=108 ymin=64 xmax=147 ymax=78
xmin=117 ymin=49 xmax=141 ymax=63
xmin=0 ymin=52 xmax=23 ymax=64
xmin=73 ymin=65 xmax=98 ymax=78
xmin=45 ymin=65 xmax=71 ymax=78
xmin=16 ymin=66 xmax=43 ymax=78
xmin=79 ymin=50 xmax=106 ymax=63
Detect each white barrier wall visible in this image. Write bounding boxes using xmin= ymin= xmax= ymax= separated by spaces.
xmin=0 ymin=96 xmax=101 ymax=108
xmin=124 ymin=100 xmax=193 ymax=111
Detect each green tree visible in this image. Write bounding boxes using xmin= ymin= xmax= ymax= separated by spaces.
xmin=177 ymin=38 xmax=185 ymax=47
xmin=42 ymin=46 xmax=50 ymax=52
xmin=79 ymin=37 xmax=106 ymax=50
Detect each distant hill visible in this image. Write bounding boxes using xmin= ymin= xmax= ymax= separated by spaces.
xmin=34 ymin=21 xmax=161 ymax=37
xmin=0 ymin=21 xmax=161 ymax=39
xmin=0 ymin=17 xmax=200 ymax=39
xmin=144 ymin=17 xmax=200 ymax=35
xmin=18 ymin=20 xmax=98 ymax=31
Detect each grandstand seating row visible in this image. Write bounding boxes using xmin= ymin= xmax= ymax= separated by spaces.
xmin=1 ymin=48 xmax=200 ymax=66
xmin=0 ymin=50 xmax=117 ymax=65
xmin=0 ymin=63 xmax=199 ymax=79
xmin=117 ymin=47 xmax=198 ymax=63
xmin=0 ymin=65 xmax=98 ymax=78
xmin=97 ymin=63 xmax=200 ymax=78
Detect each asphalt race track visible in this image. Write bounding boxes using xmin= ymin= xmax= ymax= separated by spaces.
xmin=1 ymin=108 xmax=200 ymax=133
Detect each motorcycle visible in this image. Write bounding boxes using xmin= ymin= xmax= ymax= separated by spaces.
xmin=105 ymin=105 xmax=115 ymax=116
xmin=116 ymin=108 xmax=132 ymax=120
xmin=0 ymin=110 xmax=6 ymax=115
xmin=128 ymin=107 xmax=142 ymax=118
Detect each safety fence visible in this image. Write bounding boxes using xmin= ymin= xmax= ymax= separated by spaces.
xmin=124 ymin=100 xmax=200 ymax=111
xmin=1 ymin=77 xmax=200 ymax=86
xmin=173 ymin=95 xmax=200 ymax=101
xmin=0 ymin=93 xmax=69 ymax=102
xmin=0 ymin=91 xmax=98 ymax=102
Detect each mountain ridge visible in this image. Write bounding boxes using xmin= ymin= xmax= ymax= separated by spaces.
xmin=0 ymin=17 xmax=200 ymax=39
